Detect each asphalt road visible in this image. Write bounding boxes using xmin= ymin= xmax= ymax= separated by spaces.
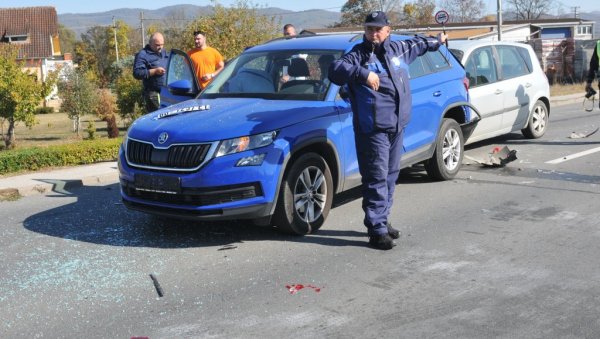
xmin=1 ymin=101 xmax=599 ymax=338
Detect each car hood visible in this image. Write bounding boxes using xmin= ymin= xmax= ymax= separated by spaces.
xmin=127 ymin=98 xmax=335 ymax=146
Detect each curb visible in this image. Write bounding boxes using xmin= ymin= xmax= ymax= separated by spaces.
xmin=0 ymin=161 xmax=119 ymax=198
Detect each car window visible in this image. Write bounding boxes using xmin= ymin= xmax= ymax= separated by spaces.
xmin=201 ymin=50 xmax=342 ymax=101
xmin=408 ymin=56 xmax=428 ymax=78
xmin=496 ymin=45 xmax=530 ymax=79
xmin=167 ymin=52 xmax=195 ymax=86
xmin=516 ymin=46 xmax=534 ymax=72
xmin=427 ymin=50 xmax=451 ymax=71
xmin=408 ymin=50 xmax=451 ymax=78
xmin=464 ymin=46 xmax=498 ymax=88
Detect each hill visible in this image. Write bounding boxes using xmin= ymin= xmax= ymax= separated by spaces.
xmin=58 ymin=4 xmax=341 ymax=38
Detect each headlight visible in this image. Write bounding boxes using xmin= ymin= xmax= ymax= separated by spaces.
xmin=215 ymin=131 xmax=277 ymax=157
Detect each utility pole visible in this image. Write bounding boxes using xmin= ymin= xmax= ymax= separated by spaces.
xmin=140 ymin=11 xmax=145 ymax=48
xmin=112 ymin=16 xmax=119 ymax=62
xmin=571 ymin=6 xmax=580 ymax=19
xmin=496 ymin=0 xmax=502 ymax=41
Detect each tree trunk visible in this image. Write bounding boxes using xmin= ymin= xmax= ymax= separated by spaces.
xmin=76 ymin=116 xmax=81 ymax=137
xmin=5 ymin=118 xmax=16 ymax=149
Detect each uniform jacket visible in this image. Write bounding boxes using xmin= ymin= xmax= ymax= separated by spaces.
xmin=133 ymin=45 xmax=169 ymax=92
xmin=586 ymin=40 xmax=599 ymax=84
xmin=329 ymin=35 xmax=441 ymax=133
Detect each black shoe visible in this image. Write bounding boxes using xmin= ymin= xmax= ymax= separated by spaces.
xmin=387 ymin=222 xmax=400 ymax=239
xmin=369 ymin=233 xmax=396 ymax=250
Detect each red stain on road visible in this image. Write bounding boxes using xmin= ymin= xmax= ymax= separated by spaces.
xmin=286 ymin=284 xmax=322 ymax=294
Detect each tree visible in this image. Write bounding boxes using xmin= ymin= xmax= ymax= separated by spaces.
xmin=0 ymin=45 xmax=44 ymax=149
xmin=96 ymin=89 xmax=120 ymax=138
xmin=185 ymin=0 xmax=279 ymax=60
xmin=58 ymin=67 xmax=99 ymax=136
xmin=336 ymin=0 xmax=378 ymax=27
xmin=506 ymin=0 xmax=555 ymax=20
xmin=402 ymin=0 xmax=435 ymax=25
xmin=114 ymin=56 xmax=144 ymax=125
xmin=440 ymin=0 xmax=486 ymax=23
xmin=58 ymin=24 xmax=77 ymax=54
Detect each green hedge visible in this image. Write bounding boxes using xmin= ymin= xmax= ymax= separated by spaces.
xmin=0 ymin=138 xmax=122 ymax=175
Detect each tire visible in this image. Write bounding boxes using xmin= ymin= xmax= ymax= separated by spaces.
xmin=273 ymin=153 xmax=333 ymax=235
xmin=521 ymin=100 xmax=548 ymax=139
xmin=425 ymin=118 xmax=464 ymax=181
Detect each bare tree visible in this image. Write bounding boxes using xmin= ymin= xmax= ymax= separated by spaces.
xmin=440 ymin=0 xmax=486 ymax=23
xmin=506 ymin=0 xmax=555 ymax=20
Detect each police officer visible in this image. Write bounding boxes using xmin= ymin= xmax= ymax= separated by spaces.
xmin=133 ymin=32 xmax=169 ymax=113
xmin=328 ymin=11 xmax=447 ymax=250
xmin=585 ymin=39 xmax=599 ymax=101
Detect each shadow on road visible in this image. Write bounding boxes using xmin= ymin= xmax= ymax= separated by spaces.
xmin=22 ymin=182 xmax=375 ymax=249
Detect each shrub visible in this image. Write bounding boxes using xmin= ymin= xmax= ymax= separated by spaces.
xmin=0 ymin=138 xmax=121 ymax=175
xmin=35 ymin=106 xmax=55 ymax=114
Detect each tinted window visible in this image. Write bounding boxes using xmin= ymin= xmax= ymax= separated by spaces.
xmin=496 ymin=45 xmax=530 ymax=79
xmin=464 ymin=46 xmax=498 ymax=87
xmin=408 ymin=50 xmax=451 ymax=78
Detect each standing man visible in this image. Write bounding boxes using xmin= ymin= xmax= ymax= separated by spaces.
xmin=328 ymin=11 xmax=447 ymax=250
xmin=585 ymin=39 xmax=599 ymax=101
xmin=283 ymin=24 xmax=296 ymax=37
xmin=133 ymin=32 xmax=168 ymax=113
xmin=187 ymin=31 xmax=224 ymax=90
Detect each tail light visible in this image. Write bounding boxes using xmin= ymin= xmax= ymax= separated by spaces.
xmin=462 ymin=76 xmax=470 ymax=91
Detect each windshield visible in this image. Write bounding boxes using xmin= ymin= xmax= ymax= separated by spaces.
xmin=200 ymin=49 xmax=343 ymax=101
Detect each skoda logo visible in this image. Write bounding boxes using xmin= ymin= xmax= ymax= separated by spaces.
xmin=158 ymin=132 xmax=169 ymax=144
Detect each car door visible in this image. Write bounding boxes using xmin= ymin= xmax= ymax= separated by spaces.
xmin=463 ymin=46 xmax=504 ymax=142
xmin=159 ymin=49 xmax=200 ymax=108
xmin=495 ymin=45 xmax=535 ymax=130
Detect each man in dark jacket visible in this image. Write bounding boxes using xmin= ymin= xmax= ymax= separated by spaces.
xmin=585 ymin=40 xmax=599 ymax=102
xmin=328 ymin=11 xmax=447 ymax=250
xmin=133 ymin=32 xmax=169 ymax=113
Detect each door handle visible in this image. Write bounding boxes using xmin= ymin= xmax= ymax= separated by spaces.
xmin=494 ymin=89 xmax=503 ymax=95
xmin=525 ymin=82 xmax=532 ymax=88
xmin=433 ymin=91 xmax=442 ymax=97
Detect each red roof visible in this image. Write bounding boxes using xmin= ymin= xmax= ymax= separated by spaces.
xmin=0 ymin=6 xmax=59 ymax=59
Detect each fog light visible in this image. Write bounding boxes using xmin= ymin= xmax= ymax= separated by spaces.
xmin=236 ymin=154 xmax=266 ymax=166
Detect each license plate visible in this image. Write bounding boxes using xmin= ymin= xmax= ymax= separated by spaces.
xmin=134 ymin=174 xmax=181 ymax=194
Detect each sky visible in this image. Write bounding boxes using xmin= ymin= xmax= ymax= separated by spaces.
xmin=0 ymin=0 xmax=597 ymax=16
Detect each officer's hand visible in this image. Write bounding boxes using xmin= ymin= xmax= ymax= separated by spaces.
xmin=366 ymin=72 xmax=380 ymax=91
xmin=437 ymin=32 xmax=448 ymax=44
xmin=151 ymin=67 xmax=166 ymax=76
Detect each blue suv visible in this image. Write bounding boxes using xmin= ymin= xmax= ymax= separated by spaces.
xmin=118 ymin=33 xmax=476 ymax=235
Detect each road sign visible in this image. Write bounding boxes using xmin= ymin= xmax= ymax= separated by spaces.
xmin=435 ymin=10 xmax=450 ymax=25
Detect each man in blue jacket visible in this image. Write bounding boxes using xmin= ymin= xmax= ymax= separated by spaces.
xmin=329 ymin=11 xmax=447 ymax=250
xmin=133 ymin=32 xmax=169 ymax=113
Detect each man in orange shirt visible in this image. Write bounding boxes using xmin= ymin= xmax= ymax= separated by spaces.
xmin=187 ymin=31 xmax=224 ymax=89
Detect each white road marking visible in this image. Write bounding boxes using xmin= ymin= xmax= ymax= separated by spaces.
xmin=545 ymin=146 xmax=600 ymax=164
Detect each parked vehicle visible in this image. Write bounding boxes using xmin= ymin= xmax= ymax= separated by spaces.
xmin=449 ymin=40 xmax=550 ymax=144
xmin=118 ymin=33 xmax=475 ymax=235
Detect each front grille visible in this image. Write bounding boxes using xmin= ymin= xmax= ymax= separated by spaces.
xmin=122 ymin=180 xmax=263 ymax=206
xmin=127 ymin=139 xmax=211 ymax=170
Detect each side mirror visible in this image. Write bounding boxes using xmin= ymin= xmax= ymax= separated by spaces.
xmin=168 ymin=79 xmax=195 ymax=96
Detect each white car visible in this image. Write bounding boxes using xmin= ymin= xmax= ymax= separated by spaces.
xmin=450 ymin=40 xmax=550 ymax=144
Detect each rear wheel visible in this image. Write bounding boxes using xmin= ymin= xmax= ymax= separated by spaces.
xmin=273 ymin=153 xmax=333 ymax=235
xmin=425 ymin=119 xmax=464 ymax=181
xmin=521 ymin=100 xmax=548 ymax=139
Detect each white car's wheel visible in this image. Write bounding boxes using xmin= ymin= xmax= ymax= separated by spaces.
xmin=522 ymin=100 xmax=549 ymax=139
xmin=425 ymin=119 xmax=464 ymax=181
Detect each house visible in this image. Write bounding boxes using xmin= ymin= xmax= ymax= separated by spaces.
xmin=0 ymin=6 xmax=73 ymax=107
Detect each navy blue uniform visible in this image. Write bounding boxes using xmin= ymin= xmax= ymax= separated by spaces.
xmin=133 ymin=44 xmax=169 ymax=112
xmin=329 ymin=35 xmax=441 ymax=236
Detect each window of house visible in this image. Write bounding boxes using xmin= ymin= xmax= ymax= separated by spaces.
xmin=4 ymin=34 xmax=29 ymax=43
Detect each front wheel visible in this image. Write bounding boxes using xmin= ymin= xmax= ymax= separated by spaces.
xmin=273 ymin=153 xmax=333 ymax=235
xmin=521 ymin=100 xmax=548 ymax=139
xmin=425 ymin=119 xmax=464 ymax=181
